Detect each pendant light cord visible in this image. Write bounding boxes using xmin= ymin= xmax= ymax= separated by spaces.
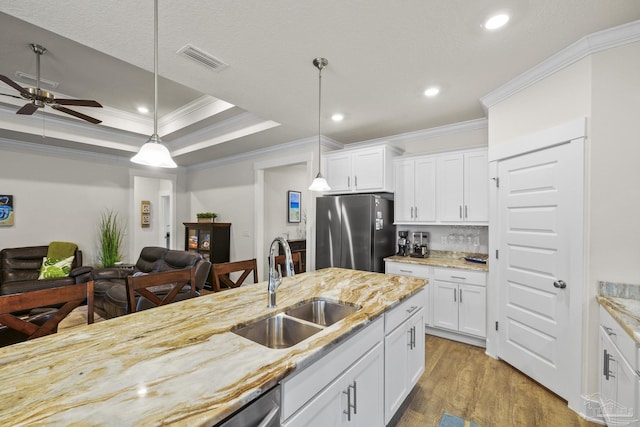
xmin=317 ymin=64 xmax=322 ymax=170
xmin=153 ymin=0 xmax=159 ymax=137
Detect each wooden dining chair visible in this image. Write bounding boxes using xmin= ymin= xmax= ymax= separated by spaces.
xmin=0 ymin=281 xmax=94 ymax=345
xmin=211 ymin=259 xmax=258 ymax=291
xmin=273 ymin=252 xmax=302 ymax=275
xmin=125 ymin=267 xmax=196 ymax=314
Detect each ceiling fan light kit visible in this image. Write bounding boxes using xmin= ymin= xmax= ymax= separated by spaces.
xmin=308 ymin=57 xmax=331 ymax=192
xmin=131 ymin=0 xmax=177 ymax=168
xmin=0 ymin=43 xmax=103 ymax=124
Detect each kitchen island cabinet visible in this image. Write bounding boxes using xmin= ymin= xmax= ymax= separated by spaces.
xmin=0 ymin=268 xmax=425 ymax=426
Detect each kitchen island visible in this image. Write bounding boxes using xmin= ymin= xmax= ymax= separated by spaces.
xmin=0 ymin=268 xmax=426 ymax=426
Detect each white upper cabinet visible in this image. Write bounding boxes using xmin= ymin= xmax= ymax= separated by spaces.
xmin=438 ymin=149 xmax=488 ymax=223
xmin=394 ymin=157 xmax=437 ymax=223
xmin=323 ymin=145 xmax=399 ymax=194
xmin=394 ymin=148 xmax=488 ymax=225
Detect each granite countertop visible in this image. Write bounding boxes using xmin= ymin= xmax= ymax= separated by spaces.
xmin=385 ymin=250 xmax=489 ymax=272
xmin=0 ymin=268 xmax=426 ymax=426
xmin=597 ymin=281 xmax=640 ymax=343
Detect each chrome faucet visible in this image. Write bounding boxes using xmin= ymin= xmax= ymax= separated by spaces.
xmin=268 ymin=236 xmax=295 ymax=308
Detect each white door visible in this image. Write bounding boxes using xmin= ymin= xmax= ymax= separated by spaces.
xmin=497 ymin=141 xmax=579 ymax=400
xmin=432 ymin=280 xmax=458 ymax=331
xmin=325 ymin=153 xmax=352 ymax=192
xmin=438 ymin=154 xmax=464 ymax=222
xmin=464 ymin=151 xmax=489 ymax=222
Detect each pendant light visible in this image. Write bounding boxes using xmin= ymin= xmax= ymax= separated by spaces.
xmin=308 ymin=57 xmax=330 ymax=192
xmin=131 ymin=0 xmax=177 ymax=168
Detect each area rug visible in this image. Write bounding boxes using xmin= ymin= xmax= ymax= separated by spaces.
xmin=439 ymin=412 xmax=482 ymax=427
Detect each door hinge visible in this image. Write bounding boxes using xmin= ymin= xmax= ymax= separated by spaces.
xmin=495 ymin=321 xmax=499 ymax=331
xmin=495 ymin=249 xmax=499 ymax=259
xmin=492 ymin=177 xmax=499 ymax=188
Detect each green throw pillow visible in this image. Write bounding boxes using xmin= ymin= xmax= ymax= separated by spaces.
xmin=38 ymin=255 xmax=74 ymax=280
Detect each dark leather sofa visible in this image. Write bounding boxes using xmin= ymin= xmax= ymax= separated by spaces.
xmin=92 ymin=246 xmax=211 ymax=319
xmin=0 ymin=245 xmax=92 ymax=296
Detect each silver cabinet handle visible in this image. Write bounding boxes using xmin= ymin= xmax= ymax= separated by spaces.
xmin=603 ymin=326 xmax=616 ymax=337
xmin=347 ymin=176 xmax=350 ymax=189
xmin=459 ymin=205 xmax=462 ymax=219
xmin=459 ymin=289 xmax=463 ymax=303
xmin=399 ymin=269 xmax=413 ymax=274
xmin=464 ymin=205 xmax=468 ymax=218
xmin=407 ymin=328 xmax=413 ymax=348
xmin=450 ymin=276 xmax=466 ymax=280
xmin=406 ymin=305 xmax=419 ymax=314
xmin=343 ymin=387 xmax=352 ymax=421
xmin=410 ymin=206 xmax=414 ymax=219
xmin=351 ymin=381 xmax=357 ymax=415
xmin=354 ymin=176 xmax=358 ymax=188
xmin=454 ymin=288 xmax=457 ymax=302
xmin=414 ymin=206 xmax=418 ymax=217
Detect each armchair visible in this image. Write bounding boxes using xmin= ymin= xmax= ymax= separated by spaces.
xmin=92 ymin=247 xmax=211 ymax=319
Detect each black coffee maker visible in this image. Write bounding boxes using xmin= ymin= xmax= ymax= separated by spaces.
xmin=397 ymin=230 xmax=409 ymax=256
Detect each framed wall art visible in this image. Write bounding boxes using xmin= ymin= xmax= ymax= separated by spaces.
xmin=287 ymin=191 xmax=301 ymax=223
xmin=0 ymin=195 xmax=14 ymax=226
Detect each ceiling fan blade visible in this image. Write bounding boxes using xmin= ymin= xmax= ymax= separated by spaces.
xmin=16 ymin=103 xmax=38 ymax=115
xmin=0 ymin=75 xmax=30 ymax=97
xmin=0 ymin=92 xmax=24 ymax=100
xmin=55 ymin=99 xmax=103 ymax=108
xmin=52 ymin=105 xmax=102 ymax=124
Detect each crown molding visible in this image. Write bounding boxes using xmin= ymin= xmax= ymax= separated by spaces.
xmin=481 ymin=20 xmax=640 ymax=111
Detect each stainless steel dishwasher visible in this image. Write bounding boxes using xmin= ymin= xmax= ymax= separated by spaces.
xmin=219 ymin=385 xmax=280 ymax=427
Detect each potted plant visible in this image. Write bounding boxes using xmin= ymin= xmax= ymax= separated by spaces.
xmin=197 ymin=212 xmax=218 ymax=223
xmin=98 ymin=209 xmax=125 ymax=267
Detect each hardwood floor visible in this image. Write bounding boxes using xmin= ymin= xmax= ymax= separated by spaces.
xmin=392 ymin=335 xmax=599 ymax=427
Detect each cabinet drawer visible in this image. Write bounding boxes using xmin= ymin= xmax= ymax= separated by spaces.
xmin=385 ymin=287 xmax=426 ymax=334
xmin=434 ymin=267 xmax=486 ymax=286
xmin=385 ymin=262 xmax=431 ymax=278
xmin=600 ymin=305 xmax=639 ymax=370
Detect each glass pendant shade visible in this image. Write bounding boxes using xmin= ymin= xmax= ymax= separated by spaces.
xmin=309 ymin=172 xmax=330 ymax=192
xmin=131 ymin=134 xmax=177 ymax=168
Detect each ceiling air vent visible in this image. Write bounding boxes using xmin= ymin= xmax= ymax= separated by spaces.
xmin=177 ymin=44 xmax=228 ymax=72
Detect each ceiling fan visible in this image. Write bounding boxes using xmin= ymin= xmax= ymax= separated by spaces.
xmin=0 ymin=43 xmax=103 ymax=124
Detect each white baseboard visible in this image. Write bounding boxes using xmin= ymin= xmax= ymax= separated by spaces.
xmin=425 ymin=327 xmax=486 ymax=348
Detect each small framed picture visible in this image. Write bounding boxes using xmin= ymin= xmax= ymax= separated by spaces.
xmin=288 ymin=191 xmax=301 ymax=223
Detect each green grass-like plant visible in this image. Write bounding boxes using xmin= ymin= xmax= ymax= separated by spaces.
xmin=98 ymin=209 xmax=124 ymax=268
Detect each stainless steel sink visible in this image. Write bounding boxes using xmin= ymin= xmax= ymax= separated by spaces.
xmin=232 ymin=313 xmax=323 ymax=349
xmin=285 ymin=298 xmax=361 ymax=327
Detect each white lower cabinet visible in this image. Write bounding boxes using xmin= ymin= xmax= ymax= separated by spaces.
xmin=384 ymin=288 xmax=426 ymax=424
xmin=598 ymin=306 xmax=639 ymax=427
xmin=283 ymin=343 xmax=383 ymax=427
xmin=281 ymin=317 xmax=384 ymax=427
xmin=385 ymin=261 xmax=433 ymax=326
xmin=432 ymin=268 xmax=486 ymax=339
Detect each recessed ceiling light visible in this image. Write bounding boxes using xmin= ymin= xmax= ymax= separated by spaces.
xmin=424 ymin=87 xmax=440 ymax=97
xmin=331 ymin=113 xmax=344 ymax=122
xmin=484 ymin=13 xmax=509 ymax=30
xmin=137 ymin=106 xmax=149 ymax=114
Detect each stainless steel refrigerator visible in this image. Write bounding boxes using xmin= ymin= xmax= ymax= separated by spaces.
xmin=316 ymin=194 xmax=395 ymax=273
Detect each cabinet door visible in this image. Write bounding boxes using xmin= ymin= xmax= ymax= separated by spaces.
xmin=458 ymin=284 xmax=486 ymax=338
xmin=384 ymin=322 xmax=410 ymax=424
xmin=394 ymin=159 xmax=415 ymax=223
xmin=414 ymin=157 xmax=437 ymax=222
xmin=438 ymin=154 xmax=464 ymax=222
xmin=407 ymin=309 xmax=425 ymax=389
xmin=433 ymin=280 xmax=459 ymax=331
xmin=281 ymin=374 xmax=344 ymax=427
xmin=325 ymin=153 xmax=352 ymax=192
xmin=464 ymin=151 xmax=488 ymax=222
xmin=599 ymin=327 xmax=617 ymax=422
xmin=615 ymin=349 xmax=638 ymax=427
xmin=353 ymin=148 xmax=384 ymax=191
xmin=348 ymin=342 xmax=384 ymax=427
